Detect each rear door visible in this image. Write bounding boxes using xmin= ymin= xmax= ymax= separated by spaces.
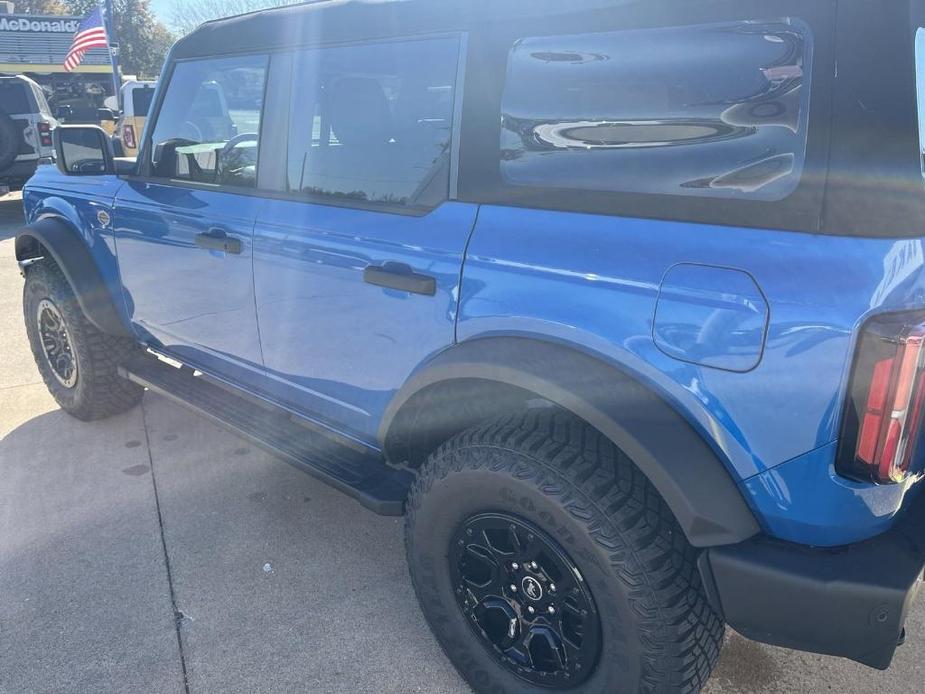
xmin=252 ymin=36 xmax=476 ymax=442
xmin=114 ymin=54 xmax=268 ymax=389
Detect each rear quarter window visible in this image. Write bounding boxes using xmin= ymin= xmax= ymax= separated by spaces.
xmin=0 ymin=82 xmax=32 ymax=115
xmin=132 ymin=88 xmax=155 ymax=116
xmin=500 ymin=19 xmax=813 ymax=202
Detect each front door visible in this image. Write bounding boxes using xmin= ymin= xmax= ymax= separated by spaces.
xmin=114 ymin=54 xmax=269 ymax=388
xmin=253 ymin=36 xmax=475 ymax=442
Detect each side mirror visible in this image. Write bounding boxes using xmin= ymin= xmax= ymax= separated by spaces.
xmin=53 ymin=125 xmax=115 ymax=176
xmin=97 ymin=107 xmax=117 ymax=122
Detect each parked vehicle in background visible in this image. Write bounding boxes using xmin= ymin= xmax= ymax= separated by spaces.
xmin=0 ymin=74 xmax=56 ymax=187
xmin=107 ymin=80 xmax=156 ymax=157
xmin=14 ymin=1 xmax=925 ymax=692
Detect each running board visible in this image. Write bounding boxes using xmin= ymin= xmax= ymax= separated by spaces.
xmin=119 ymin=354 xmax=412 ymax=516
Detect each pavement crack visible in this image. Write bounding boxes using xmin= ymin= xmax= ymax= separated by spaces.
xmin=0 ymin=380 xmax=45 ymax=391
xmin=141 ymin=399 xmax=191 ymax=694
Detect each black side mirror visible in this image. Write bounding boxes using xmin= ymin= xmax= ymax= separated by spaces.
xmin=53 ymin=125 xmax=115 ymax=176
xmin=97 ymin=108 xmax=117 ymax=122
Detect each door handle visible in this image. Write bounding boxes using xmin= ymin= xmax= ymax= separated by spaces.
xmin=195 ymin=228 xmax=242 ymax=254
xmin=363 ymin=262 xmax=436 ymax=296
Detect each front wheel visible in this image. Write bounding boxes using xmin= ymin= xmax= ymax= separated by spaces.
xmin=405 ymin=410 xmax=723 ymax=693
xmin=23 ymin=260 xmax=143 ymax=420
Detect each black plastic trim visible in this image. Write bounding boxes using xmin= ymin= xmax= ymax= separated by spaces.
xmin=380 ymin=336 xmax=760 ymax=547
xmin=14 ymin=217 xmax=132 ymax=337
xmin=363 ymin=263 xmax=436 ymax=296
xmin=704 ymin=492 xmax=925 ymax=669
xmin=120 ymin=353 xmax=413 ymax=515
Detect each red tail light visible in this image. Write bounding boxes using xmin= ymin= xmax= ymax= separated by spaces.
xmin=37 ymin=122 xmax=52 ymax=147
xmin=837 ymin=314 xmax=925 ymax=484
xmin=123 ymin=124 xmax=136 ymax=150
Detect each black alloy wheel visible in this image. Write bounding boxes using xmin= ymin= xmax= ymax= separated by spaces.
xmin=450 ymin=513 xmax=601 ymax=688
xmin=36 ymin=297 xmax=79 ymax=388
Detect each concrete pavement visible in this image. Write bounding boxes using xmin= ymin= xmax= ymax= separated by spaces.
xmin=1 ymin=191 xmax=924 ymax=693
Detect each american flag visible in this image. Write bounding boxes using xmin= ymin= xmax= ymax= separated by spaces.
xmin=63 ymin=7 xmax=109 ymax=72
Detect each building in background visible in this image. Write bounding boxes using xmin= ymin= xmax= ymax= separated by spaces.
xmin=0 ymin=3 xmax=115 ymax=120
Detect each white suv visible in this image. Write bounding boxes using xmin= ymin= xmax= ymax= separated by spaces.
xmin=0 ymin=75 xmax=57 ymax=187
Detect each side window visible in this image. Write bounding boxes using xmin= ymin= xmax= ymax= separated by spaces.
xmin=501 ymin=20 xmax=813 ymax=201
xmin=132 ymin=87 xmax=155 ymax=117
xmin=148 ymin=54 xmax=267 ymax=188
xmin=287 ymin=37 xmax=460 ymax=209
xmin=0 ymin=82 xmax=31 ymax=114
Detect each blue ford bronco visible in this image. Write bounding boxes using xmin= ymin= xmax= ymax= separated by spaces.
xmin=15 ymin=1 xmax=925 ymax=691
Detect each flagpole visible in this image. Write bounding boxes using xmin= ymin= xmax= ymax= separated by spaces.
xmin=102 ymin=0 xmax=122 ymax=112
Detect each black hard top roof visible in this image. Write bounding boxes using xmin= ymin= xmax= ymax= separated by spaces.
xmin=171 ymin=0 xmax=630 ymax=59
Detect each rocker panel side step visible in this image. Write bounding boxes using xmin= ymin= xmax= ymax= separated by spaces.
xmin=119 ymin=354 xmax=412 ymax=516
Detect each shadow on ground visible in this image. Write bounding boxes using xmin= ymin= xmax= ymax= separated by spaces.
xmin=6 ymin=394 xmax=925 ymax=694
xmin=0 ymin=399 xmax=184 ymax=694
xmin=0 ymin=393 xmax=468 ymax=693
xmin=0 ymin=196 xmax=24 ymax=241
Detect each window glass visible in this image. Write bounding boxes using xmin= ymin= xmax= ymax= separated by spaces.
xmin=501 ymin=20 xmax=813 ymax=201
xmin=132 ymin=87 xmax=155 ymax=117
xmin=287 ymin=37 xmax=460 ymax=209
xmin=31 ymin=83 xmax=52 ymax=116
xmin=149 ymin=54 xmax=267 ymax=188
xmin=0 ymin=82 xmax=32 ymax=114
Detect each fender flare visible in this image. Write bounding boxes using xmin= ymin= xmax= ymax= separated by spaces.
xmin=15 ymin=217 xmax=132 ymax=337
xmin=380 ymin=337 xmax=760 ymax=547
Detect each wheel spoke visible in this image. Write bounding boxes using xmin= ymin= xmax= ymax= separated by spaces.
xmin=36 ymin=300 xmax=78 ymax=388
xmin=449 ymin=513 xmax=601 ymax=687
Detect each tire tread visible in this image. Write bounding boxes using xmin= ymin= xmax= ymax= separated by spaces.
xmin=406 ymin=409 xmax=723 ymax=693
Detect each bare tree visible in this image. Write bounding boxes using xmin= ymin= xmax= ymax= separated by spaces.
xmin=14 ymin=0 xmax=69 ymax=14
xmin=169 ymin=0 xmax=307 ymax=35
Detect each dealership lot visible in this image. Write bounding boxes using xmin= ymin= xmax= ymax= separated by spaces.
xmin=1 ymin=193 xmax=923 ymax=693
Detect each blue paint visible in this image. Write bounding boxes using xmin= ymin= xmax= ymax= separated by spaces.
xmin=24 ymin=170 xmax=130 ymax=327
xmin=653 ymin=264 xmax=768 ymax=372
xmin=251 ymin=199 xmax=478 ymax=441
xmin=458 ymin=205 xmax=925 ymax=545
xmin=112 ymin=179 xmax=267 ymax=392
xmin=23 ymin=159 xmax=925 ymax=548
xmin=743 ymin=442 xmax=917 ymax=546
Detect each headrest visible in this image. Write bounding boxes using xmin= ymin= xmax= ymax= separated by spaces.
xmin=327 ymin=77 xmax=392 ymax=146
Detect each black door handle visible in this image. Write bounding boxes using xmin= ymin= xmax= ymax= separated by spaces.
xmin=195 ymin=229 xmax=242 ymax=254
xmin=363 ymin=262 xmax=436 ymax=296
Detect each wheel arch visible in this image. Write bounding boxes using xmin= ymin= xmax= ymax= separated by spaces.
xmin=15 ymin=216 xmax=132 ymax=338
xmin=380 ymin=336 xmax=760 ymax=547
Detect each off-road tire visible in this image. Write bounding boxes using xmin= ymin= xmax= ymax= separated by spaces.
xmin=23 ymin=260 xmax=143 ymax=420
xmin=405 ymin=409 xmax=724 ymax=693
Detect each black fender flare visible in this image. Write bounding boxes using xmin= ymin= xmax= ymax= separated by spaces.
xmin=380 ymin=337 xmax=760 ymax=547
xmin=15 ymin=217 xmax=132 ymax=338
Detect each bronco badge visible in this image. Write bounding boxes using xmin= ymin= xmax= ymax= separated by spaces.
xmin=521 ymin=576 xmax=543 ymax=601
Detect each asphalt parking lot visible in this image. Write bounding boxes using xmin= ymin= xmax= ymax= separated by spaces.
xmin=1 ymin=191 xmax=924 ymax=693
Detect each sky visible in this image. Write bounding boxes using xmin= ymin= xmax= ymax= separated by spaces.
xmin=149 ymin=0 xmax=172 ymax=26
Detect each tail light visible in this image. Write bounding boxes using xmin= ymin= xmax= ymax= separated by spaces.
xmin=123 ymin=124 xmax=136 ymax=150
xmin=38 ymin=122 xmax=52 ymax=147
xmin=837 ymin=313 xmax=925 ymax=484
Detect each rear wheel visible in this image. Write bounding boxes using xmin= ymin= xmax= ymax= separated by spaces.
xmin=405 ymin=410 xmax=723 ymax=693
xmin=23 ymin=260 xmax=143 ymax=420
